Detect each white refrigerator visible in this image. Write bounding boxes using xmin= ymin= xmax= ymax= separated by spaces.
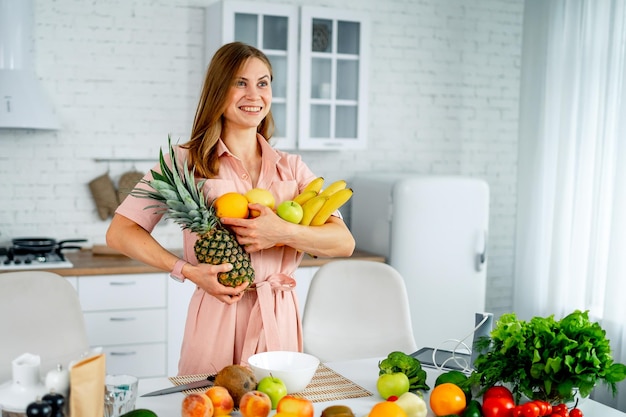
xmin=349 ymin=173 xmax=490 ymax=352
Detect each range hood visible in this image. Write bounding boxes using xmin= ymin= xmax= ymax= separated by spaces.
xmin=0 ymin=0 xmax=59 ymax=130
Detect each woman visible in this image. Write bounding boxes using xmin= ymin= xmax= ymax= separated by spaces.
xmin=106 ymin=42 xmax=355 ymax=375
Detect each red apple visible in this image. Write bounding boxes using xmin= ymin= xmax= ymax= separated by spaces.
xmin=205 ymin=385 xmax=234 ymax=416
xmin=276 ymin=395 xmax=314 ymax=417
xmin=239 ymin=390 xmax=272 ymax=417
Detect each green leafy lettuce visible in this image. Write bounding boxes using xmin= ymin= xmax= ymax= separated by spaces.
xmin=470 ymin=310 xmax=626 ymax=403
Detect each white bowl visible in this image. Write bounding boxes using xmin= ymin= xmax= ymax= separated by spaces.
xmin=248 ymin=351 xmax=320 ymax=393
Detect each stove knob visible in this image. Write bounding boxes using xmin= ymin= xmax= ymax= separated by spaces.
xmin=14 ymin=259 xmax=22 ymax=265
xmin=24 ymin=259 xmax=32 ymax=264
xmin=3 ymin=259 xmax=10 ymax=265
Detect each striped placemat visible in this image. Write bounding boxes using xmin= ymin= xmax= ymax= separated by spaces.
xmin=169 ymin=363 xmax=373 ymax=402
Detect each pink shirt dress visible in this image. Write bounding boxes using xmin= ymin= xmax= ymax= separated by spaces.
xmin=115 ymin=135 xmax=317 ymax=375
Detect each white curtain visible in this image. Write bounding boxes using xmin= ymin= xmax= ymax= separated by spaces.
xmin=514 ymin=0 xmax=626 ymax=410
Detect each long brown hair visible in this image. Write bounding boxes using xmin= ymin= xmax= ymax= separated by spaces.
xmin=183 ymin=42 xmax=275 ymax=178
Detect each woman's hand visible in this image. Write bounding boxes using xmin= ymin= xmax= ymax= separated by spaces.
xmin=221 ymin=204 xmax=290 ymax=252
xmin=186 ymin=262 xmax=250 ymax=304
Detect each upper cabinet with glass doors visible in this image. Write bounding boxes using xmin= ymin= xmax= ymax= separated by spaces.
xmin=298 ymin=7 xmax=370 ymax=150
xmin=206 ymin=1 xmax=299 ymax=150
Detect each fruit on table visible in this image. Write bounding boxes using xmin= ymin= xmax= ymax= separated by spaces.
xmin=435 ymin=369 xmax=472 ymax=402
xmin=394 ymin=392 xmax=427 ymax=417
xmin=276 ymin=200 xmax=304 ymax=224
xmin=130 ymin=136 xmax=254 ymax=288
xmin=204 ymin=386 xmax=234 ymax=416
xmin=276 ymin=395 xmax=314 ymax=417
xmin=181 ymin=392 xmax=214 ymax=417
xmin=239 ymin=390 xmax=272 ymax=417
xmin=377 ymin=372 xmax=410 ymax=399
xmin=42 ymin=391 xmax=66 ymax=417
xmin=378 ymin=351 xmax=430 ymax=392
xmin=256 ymin=375 xmax=288 ymax=409
xmin=26 ymin=398 xmax=52 ymax=417
xmin=481 ymin=396 xmax=515 ymax=417
xmin=119 ymin=410 xmax=158 ymax=417
xmin=320 ymin=404 xmax=355 ymax=416
xmin=214 ymin=364 xmax=258 ymax=407
xmin=429 ymin=382 xmax=467 ymax=416
xmin=214 ymin=192 xmax=250 ymax=219
xmin=367 ymin=401 xmax=408 ymax=417
xmin=245 ymin=188 xmax=275 ymax=217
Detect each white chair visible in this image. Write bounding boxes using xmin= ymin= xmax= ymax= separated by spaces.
xmin=302 ymin=260 xmax=418 ymax=362
xmin=0 ymin=271 xmax=90 ymax=383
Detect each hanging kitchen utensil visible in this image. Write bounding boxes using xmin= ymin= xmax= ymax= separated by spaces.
xmin=117 ymin=170 xmax=145 ymax=204
xmin=89 ymin=173 xmax=119 ymax=220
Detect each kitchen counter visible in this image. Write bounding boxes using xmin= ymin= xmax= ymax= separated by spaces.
xmin=51 ymin=248 xmax=385 ymax=276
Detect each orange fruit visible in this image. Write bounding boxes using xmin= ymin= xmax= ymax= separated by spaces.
xmin=429 ymin=382 xmax=466 ymax=416
xmin=368 ymin=401 xmax=407 ymax=417
xmin=213 ymin=192 xmax=249 ymax=218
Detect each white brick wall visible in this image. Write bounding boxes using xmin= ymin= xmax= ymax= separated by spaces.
xmin=0 ymin=0 xmax=523 ymax=317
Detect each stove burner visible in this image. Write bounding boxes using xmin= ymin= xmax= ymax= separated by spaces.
xmin=0 ymin=245 xmax=74 ymax=271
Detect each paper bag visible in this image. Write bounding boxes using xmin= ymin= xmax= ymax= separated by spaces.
xmin=69 ymin=353 xmax=105 ymax=417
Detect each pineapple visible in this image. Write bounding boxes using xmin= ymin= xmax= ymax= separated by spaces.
xmin=131 ymin=136 xmax=254 ymax=287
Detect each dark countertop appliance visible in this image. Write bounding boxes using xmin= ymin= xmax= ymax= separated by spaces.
xmin=0 ymin=238 xmax=86 ymax=271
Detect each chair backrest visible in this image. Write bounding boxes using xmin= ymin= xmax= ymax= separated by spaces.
xmin=302 ymin=260 xmax=418 ymax=362
xmin=0 ymin=271 xmax=90 ymax=383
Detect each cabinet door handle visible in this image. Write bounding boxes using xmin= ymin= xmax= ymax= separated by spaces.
xmin=110 ymin=351 xmax=137 ymax=356
xmin=109 ymin=317 xmax=136 ymax=322
xmin=109 ymin=281 xmax=136 ymax=286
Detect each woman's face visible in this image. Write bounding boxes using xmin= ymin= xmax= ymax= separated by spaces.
xmin=223 ymin=57 xmax=272 ymax=131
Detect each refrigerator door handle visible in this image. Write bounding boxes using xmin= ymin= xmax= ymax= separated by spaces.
xmin=475 ymin=230 xmax=488 ymax=272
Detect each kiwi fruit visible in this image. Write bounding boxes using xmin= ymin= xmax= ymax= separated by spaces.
xmin=214 ymin=364 xmax=257 ymax=406
xmin=321 ymin=405 xmax=355 ymax=416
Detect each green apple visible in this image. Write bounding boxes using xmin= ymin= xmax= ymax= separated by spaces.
xmin=276 ymin=200 xmax=304 ymax=224
xmin=256 ymin=375 xmax=287 ymax=410
xmin=376 ymin=372 xmax=410 ymax=400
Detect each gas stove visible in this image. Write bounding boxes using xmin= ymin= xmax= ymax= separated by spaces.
xmin=0 ymin=246 xmax=74 ymax=271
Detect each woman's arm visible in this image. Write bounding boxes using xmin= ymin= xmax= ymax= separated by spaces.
xmin=106 ymin=214 xmax=248 ymax=303
xmin=221 ymin=204 xmax=356 ymax=258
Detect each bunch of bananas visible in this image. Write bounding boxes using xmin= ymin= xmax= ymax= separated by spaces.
xmin=293 ymin=177 xmax=353 ymax=226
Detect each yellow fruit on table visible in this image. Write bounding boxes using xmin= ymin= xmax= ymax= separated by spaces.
xmin=213 ymin=192 xmax=249 ymax=219
xmin=367 ymin=401 xmax=407 ymax=417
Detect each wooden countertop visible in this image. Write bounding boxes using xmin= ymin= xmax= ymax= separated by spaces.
xmin=50 ymin=248 xmax=385 ymax=277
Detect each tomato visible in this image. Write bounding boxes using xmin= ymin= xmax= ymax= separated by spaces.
xmin=532 ymin=400 xmax=551 ymax=416
xmin=512 ymin=405 xmax=524 ymax=417
xmin=484 ymin=386 xmax=515 ymax=402
xmin=482 ymin=397 xmax=515 ymax=417
xmin=521 ymin=402 xmax=541 ymax=417
xmin=569 ymin=409 xmax=583 ymax=417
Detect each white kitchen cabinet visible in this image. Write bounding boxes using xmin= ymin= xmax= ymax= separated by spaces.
xmin=206 ymin=0 xmax=299 ymax=150
xmin=298 ymin=7 xmax=370 ymax=150
xmin=76 ymin=273 xmax=168 ymax=378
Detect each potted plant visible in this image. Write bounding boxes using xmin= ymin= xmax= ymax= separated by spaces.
xmin=470 ymin=310 xmax=626 ymax=404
